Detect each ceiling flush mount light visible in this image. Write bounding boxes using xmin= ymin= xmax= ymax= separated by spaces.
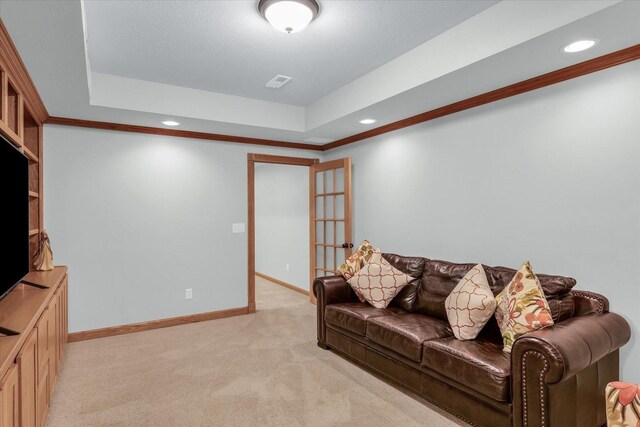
xmin=359 ymin=119 xmax=377 ymax=125
xmin=258 ymin=0 xmax=319 ymax=34
xmin=563 ymin=39 xmax=597 ymax=53
xmin=162 ymin=120 xmax=180 ymax=126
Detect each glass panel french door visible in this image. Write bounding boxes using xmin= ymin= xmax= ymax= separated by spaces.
xmin=310 ymin=158 xmax=352 ymax=303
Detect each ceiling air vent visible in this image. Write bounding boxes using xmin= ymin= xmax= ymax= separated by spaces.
xmin=265 ymin=74 xmax=292 ymax=88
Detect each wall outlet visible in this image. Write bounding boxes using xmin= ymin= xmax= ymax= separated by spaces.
xmin=286 ymin=263 xmax=290 ymax=271
xmin=232 ymin=223 xmax=246 ymax=233
xmin=185 ymin=288 xmax=193 ymax=300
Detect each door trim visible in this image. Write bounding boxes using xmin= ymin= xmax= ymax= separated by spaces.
xmin=247 ymin=153 xmax=319 ymax=312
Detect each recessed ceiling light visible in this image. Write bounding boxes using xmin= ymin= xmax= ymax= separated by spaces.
xmin=562 ymin=39 xmax=597 ymax=53
xmin=162 ymin=120 xmax=180 ymax=126
xmin=359 ymin=119 xmax=377 ymax=125
xmin=258 ymin=0 xmax=320 ymax=34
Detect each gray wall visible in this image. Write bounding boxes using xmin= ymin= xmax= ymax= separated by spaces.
xmin=255 ymin=163 xmax=310 ymax=292
xmin=43 ymin=125 xmax=319 ymax=332
xmin=325 ymin=61 xmax=640 ymax=382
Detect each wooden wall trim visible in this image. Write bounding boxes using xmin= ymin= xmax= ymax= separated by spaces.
xmin=255 ymin=272 xmax=310 ymax=296
xmin=0 ymin=19 xmax=48 ymax=124
xmin=67 ymin=306 xmax=250 ymax=343
xmin=247 ymin=153 xmax=318 ymax=165
xmin=322 ymin=43 xmax=640 ymax=151
xmin=46 ymin=116 xmax=324 ymax=151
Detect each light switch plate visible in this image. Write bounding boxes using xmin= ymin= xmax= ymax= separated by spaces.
xmin=232 ymin=223 xmax=246 ymax=233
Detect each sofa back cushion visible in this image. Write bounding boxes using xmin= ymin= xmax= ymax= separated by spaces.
xmin=485 ymin=265 xmax=577 ymax=322
xmin=547 ymin=294 xmax=576 ymax=322
xmin=413 ymin=260 xmax=578 ymax=321
xmin=484 ymin=265 xmax=576 ymax=296
xmin=382 ymin=253 xmax=427 ymax=277
xmin=414 ymin=260 xmax=478 ymax=320
xmin=382 ymin=253 xmax=428 ymax=312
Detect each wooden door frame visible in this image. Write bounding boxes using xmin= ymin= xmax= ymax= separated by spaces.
xmin=247 ymin=153 xmax=319 ymax=312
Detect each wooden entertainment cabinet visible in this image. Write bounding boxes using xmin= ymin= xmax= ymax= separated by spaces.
xmin=0 ymin=19 xmax=66 ymax=427
xmin=0 ymin=267 xmax=67 ymax=427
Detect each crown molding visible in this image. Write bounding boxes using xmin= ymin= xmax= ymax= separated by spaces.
xmin=322 ymin=43 xmax=640 ymax=151
xmin=46 ymin=116 xmax=324 ymax=151
xmin=0 ymin=19 xmax=48 ymax=124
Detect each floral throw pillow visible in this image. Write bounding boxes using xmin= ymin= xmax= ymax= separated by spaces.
xmin=494 ymin=261 xmax=554 ymax=353
xmin=347 ymin=252 xmax=413 ymax=309
xmin=337 ymin=240 xmax=378 ymax=302
xmin=606 ymin=382 xmax=640 ymax=427
xmin=445 ymin=264 xmax=496 ymax=340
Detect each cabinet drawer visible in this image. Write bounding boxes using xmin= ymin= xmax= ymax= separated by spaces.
xmin=1 ymin=364 xmax=20 ymax=427
xmin=17 ymin=329 xmax=38 ymax=427
xmin=36 ymin=365 xmax=49 ymax=427
xmin=36 ymin=313 xmax=49 ymax=375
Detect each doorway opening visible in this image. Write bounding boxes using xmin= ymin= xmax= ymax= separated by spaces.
xmin=247 ymin=154 xmax=317 ymax=312
xmin=247 ymin=153 xmax=353 ymax=312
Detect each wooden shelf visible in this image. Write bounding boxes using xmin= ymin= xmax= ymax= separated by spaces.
xmin=315 ymin=192 xmax=345 ymax=197
xmin=0 ymin=120 xmax=21 ymax=147
xmin=23 ymin=145 xmax=38 ymax=162
xmin=0 ymin=64 xmax=45 ymax=265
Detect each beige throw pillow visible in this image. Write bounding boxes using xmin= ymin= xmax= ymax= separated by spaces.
xmin=445 ymin=264 xmax=496 ymax=340
xmin=347 ymin=252 xmax=413 ymax=309
xmin=494 ymin=261 xmax=554 ymax=353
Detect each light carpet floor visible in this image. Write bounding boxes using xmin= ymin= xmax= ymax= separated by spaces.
xmin=47 ymin=277 xmax=468 ymax=427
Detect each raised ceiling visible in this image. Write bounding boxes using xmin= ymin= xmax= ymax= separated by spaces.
xmin=1 ymin=0 xmax=639 ymax=145
xmin=84 ymin=0 xmax=497 ymax=106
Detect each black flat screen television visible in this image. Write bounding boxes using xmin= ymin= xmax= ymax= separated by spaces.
xmin=0 ymin=135 xmax=29 ymax=300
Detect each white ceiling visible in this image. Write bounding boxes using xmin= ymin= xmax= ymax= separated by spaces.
xmin=0 ymin=0 xmax=639 ymax=145
xmin=84 ymin=0 xmax=497 ymax=106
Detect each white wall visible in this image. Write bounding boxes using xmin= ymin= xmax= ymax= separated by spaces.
xmin=44 ymin=125 xmax=318 ymax=333
xmin=255 ymin=163 xmax=309 ymax=291
xmin=325 ymin=61 xmax=640 ymax=382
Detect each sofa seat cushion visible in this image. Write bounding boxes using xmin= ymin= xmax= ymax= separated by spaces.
xmin=366 ymin=314 xmax=452 ymax=362
xmin=325 ymin=303 xmax=405 ymax=336
xmin=422 ymin=337 xmax=511 ymax=402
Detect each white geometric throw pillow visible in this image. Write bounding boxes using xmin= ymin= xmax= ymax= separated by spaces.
xmin=445 ymin=264 xmax=496 ymax=340
xmin=347 ymin=252 xmax=413 ymax=309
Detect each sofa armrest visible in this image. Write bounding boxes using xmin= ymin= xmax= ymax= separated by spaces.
xmin=511 ymin=312 xmax=630 ymax=427
xmin=513 ymin=312 xmax=630 ymax=383
xmin=313 ymin=275 xmax=355 ymax=347
xmin=571 ymin=289 xmax=610 ymax=316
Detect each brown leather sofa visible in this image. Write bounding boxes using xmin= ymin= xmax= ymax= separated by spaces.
xmin=313 ymin=254 xmax=631 ymax=427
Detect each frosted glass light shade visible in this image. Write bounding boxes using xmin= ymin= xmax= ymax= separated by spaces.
xmin=563 ymin=40 xmax=597 ymax=53
xmin=259 ymin=0 xmax=319 ymax=33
